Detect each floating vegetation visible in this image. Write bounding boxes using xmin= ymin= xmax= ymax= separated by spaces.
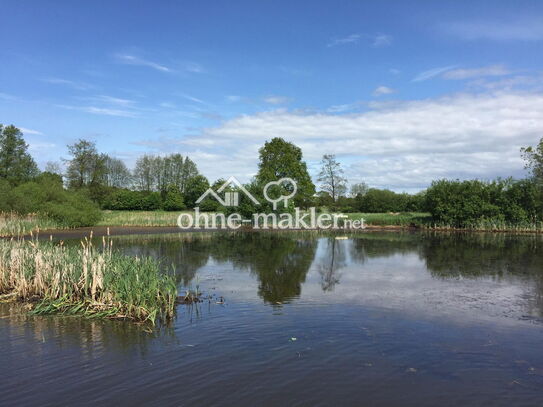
xmin=0 ymin=233 xmax=177 ymax=324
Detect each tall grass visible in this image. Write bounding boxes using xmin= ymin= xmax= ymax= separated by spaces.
xmin=98 ymin=210 xmax=185 ymax=227
xmin=0 ymin=234 xmax=177 ymax=323
xmin=0 ymin=212 xmax=63 ymax=237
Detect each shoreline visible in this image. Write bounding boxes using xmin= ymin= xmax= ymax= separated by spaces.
xmin=3 ymin=223 xmax=543 ymax=240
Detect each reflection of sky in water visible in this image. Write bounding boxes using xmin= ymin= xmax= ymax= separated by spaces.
xmin=151 ymin=234 xmax=543 ymax=327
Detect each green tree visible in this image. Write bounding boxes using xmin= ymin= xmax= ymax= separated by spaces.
xmin=162 ymin=185 xmax=185 ymax=211
xmin=350 ymin=182 xmax=369 ymax=197
xmin=255 ymin=138 xmax=315 ymax=208
xmin=184 ymin=175 xmax=210 ymax=208
xmin=521 ymin=137 xmax=543 ymax=186
xmin=318 ymin=154 xmax=347 ymax=201
xmin=103 ymin=155 xmax=132 ymax=188
xmin=65 ymin=139 xmax=106 ymax=189
xmin=0 ymin=125 xmax=39 ymax=185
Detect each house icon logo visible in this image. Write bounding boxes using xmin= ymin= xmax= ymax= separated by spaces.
xmin=195 ymin=176 xmax=260 ymax=207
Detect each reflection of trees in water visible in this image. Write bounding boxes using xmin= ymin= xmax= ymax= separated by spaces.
xmin=318 ymin=238 xmax=347 ymax=292
xmin=207 ymin=233 xmax=317 ymax=303
xmin=111 ymin=234 xmax=210 ymax=286
xmin=420 ymin=233 xmax=543 ymax=278
xmin=109 ymin=231 xmax=543 ymax=312
xmin=113 ymin=233 xmax=318 ymax=304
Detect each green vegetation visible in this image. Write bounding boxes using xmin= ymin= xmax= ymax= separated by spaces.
xmin=0 ymin=123 xmax=541 ymax=234
xmin=0 ymin=212 xmax=64 ymax=237
xmin=0 ymin=236 xmax=177 ymax=323
xmin=97 ymin=210 xmax=185 ymax=226
xmin=346 ymin=212 xmax=431 ymax=226
xmin=425 ymin=178 xmax=542 ymax=229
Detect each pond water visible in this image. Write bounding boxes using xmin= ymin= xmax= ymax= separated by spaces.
xmin=2 ymin=231 xmax=543 ymax=406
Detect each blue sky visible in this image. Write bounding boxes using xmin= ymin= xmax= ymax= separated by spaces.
xmin=1 ymin=0 xmax=543 ymax=191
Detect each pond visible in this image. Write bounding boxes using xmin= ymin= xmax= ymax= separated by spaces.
xmin=2 ymin=231 xmax=543 ymax=406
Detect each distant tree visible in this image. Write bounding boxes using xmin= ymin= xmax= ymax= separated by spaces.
xmin=133 ymin=154 xmax=201 ymax=194
xmin=103 ymin=155 xmax=132 ymax=188
xmin=0 ymin=124 xmax=39 ymax=184
xmin=65 ymin=139 xmax=106 ymax=189
xmin=318 ymin=154 xmax=347 ymax=201
xmin=350 ymin=182 xmax=369 ymax=197
xmin=521 ymin=137 xmax=543 ymax=186
xmin=44 ymin=161 xmax=63 ymax=176
xmin=256 ymin=137 xmax=315 ymax=208
xmin=134 ymin=154 xmax=155 ymax=191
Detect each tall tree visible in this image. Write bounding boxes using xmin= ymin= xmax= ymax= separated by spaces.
xmin=256 ymin=138 xmax=315 ymax=208
xmin=44 ymin=161 xmax=63 ymax=175
xmin=134 ymin=154 xmax=155 ymax=191
xmin=65 ymin=139 xmax=106 ymax=189
xmin=0 ymin=124 xmax=39 ymax=184
xmin=350 ymin=182 xmax=369 ymax=197
xmin=318 ymin=154 xmax=347 ymax=201
xmin=103 ymin=155 xmax=132 ymax=188
xmin=521 ymin=137 xmax=543 ymax=186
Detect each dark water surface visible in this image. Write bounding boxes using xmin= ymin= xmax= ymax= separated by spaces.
xmin=2 ymin=231 xmax=543 ymax=406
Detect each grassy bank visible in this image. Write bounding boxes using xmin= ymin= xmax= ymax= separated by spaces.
xmin=0 ymin=235 xmax=177 ymax=323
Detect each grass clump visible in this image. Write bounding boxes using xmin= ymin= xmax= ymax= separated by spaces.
xmin=0 ymin=234 xmax=177 ymax=324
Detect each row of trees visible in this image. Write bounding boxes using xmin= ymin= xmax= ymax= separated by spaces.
xmin=2 ymin=122 xmax=542 ymax=228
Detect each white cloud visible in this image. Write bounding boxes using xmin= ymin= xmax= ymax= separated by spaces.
xmin=114 ymin=54 xmax=171 ymax=72
xmin=373 ymin=34 xmax=392 ymax=47
xmin=412 ymin=65 xmax=457 ymax=82
xmin=57 ymin=104 xmax=137 ymax=118
xmin=263 ymin=95 xmax=290 ymax=105
xmin=179 ymin=94 xmax=206 ymax=104
xmin=328 ymin=33 xmax=392 ymax=48
xmin=441 ymin=18 xmax=543 ymax=41
xmin=165 ymin=90 xmax=543 ymax=190
xmin=20 ymin=127 xmax=43 ymax=135
xmin=327 ymin=34 xmax=362 ymax=47
xmin=42 ymin=77 xmax=93 ymax=90
xmin=372 ymin=86 xmax=396 ymax=96
xmin=443 ymin=65 xmax=511 ymax=80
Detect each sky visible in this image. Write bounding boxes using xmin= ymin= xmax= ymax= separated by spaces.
xmin=1 ymin=0 xmax=543 ymax=192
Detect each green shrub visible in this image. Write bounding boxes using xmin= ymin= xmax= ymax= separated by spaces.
xmin=162 ymin=185 xmax=185 ymax=211
xmin=425 ymin=178 xmax=543 ymax=227
xmin=3 ymin=176 xmax=101 ymax=227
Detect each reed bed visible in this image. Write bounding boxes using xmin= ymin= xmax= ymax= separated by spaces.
xmin=0 ymin=212 xmax=63 ymax=237
xmin=98 ymin=210 xmax=184 ymax=227
xmin=0 ymin=234 xmax=177 ymax=324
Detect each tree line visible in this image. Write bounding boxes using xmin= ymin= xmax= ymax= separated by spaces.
xmin=1 ymin=122 xmax=542 ymax=228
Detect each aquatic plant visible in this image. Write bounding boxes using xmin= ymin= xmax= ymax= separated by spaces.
xmin=0 ymin=212 xmax=64 ymax=237
xmin=0 ymin=233 xmax=177 ymax=323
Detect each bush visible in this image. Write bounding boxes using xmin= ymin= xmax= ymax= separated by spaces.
xmin=162 ymin=185 xmax=185 ymax=211
xmin=425 ymin=178 xmax=543 ymax=227
xmin=355 ymin=189 xmax=422 ymax=213
xmin=103 ymin=189 xmax=163 ymax=211
xmin=3 ymin=175 xmax=101 ymax=227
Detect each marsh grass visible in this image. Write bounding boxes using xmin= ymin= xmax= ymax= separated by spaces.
xmin=98 ymin=210 xmax=186 ymax=227
xmin=0 ymin=233 xmax=177 ymax=324
xmin=0 ymin=212 xmax=63 ymax=237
